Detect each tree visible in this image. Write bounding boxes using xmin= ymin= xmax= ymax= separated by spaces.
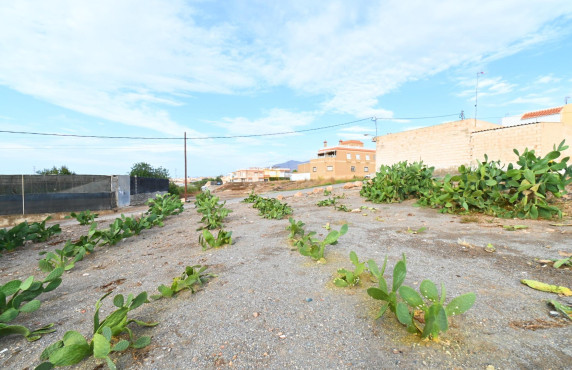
xmin=36 ymin=165 xmax=75 ymax=175
xmin=129 ymin=162 xmax=170 ymax=179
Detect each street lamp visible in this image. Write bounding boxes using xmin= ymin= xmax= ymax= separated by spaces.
xmin=363 ymin=134 xmax=376 ymax=142
xmin=474 ymin=71 xmax=484 ymax=127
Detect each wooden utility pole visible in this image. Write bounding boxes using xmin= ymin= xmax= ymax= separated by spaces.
xmin=184 ymin=132 xmax=188 ymax=202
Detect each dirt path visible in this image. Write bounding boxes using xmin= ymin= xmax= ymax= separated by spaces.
xmin=1 ymin=186 xmax=571 ymax=369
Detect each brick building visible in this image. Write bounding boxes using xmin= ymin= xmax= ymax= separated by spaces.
xmin=298 ymin=140 xmax=376 ymax=180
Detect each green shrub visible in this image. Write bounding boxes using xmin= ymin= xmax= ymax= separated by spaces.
xmin=168 ymin=182 xmax=183 ymax=197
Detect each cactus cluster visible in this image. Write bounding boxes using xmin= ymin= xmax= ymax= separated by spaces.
xmin=243 ymin=192 xmax=293 ymax=219
xmin=67 ymin=210 xmax=99 ymax=225
xmin=0 ymin=217 xmax=61 ymax=252
xmin=36 ymin=291 xmax=157 ymax=369
xmin=195 ymin=190 xmax=232 ymax=249
xmin=286 ymin=217 xmax=348 ymax=261
xmin=363 ymin=141 xmax=572 ymax=220
xmin=38 ymin=193 xmax=179 ymax=273
xmin=366 ymin=254 xmax=475 ymax=340
xmin=152 ymin=265 xmax=214 ymax=300
xmin=0 ymin=268 xmax=63 ymax=341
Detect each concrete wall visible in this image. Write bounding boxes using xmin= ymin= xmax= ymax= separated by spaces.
xmin=375 ymin=119 xmax=499 ymax=171
xmin=130 ymin=191 xmax=167 ymax=206
xmin=290 ymin=173 xmax=311 ymax=181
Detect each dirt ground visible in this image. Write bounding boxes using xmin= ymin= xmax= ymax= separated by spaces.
xmin=1 ymin=184 xmax=571 ymax=369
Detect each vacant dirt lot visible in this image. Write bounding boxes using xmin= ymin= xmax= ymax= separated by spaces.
xmin=1 ymin=184 xmax=571 ymax=369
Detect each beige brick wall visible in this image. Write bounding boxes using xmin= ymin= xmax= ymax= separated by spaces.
xmin=471 ymin=122 xmax=572 ymax=165
xmin=375 ymin=119 xmax=499 ymax=171
xmin=373 ymin=108 xmax=572 ymax=172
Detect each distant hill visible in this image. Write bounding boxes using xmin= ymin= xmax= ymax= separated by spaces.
xmin=272 ymin=160 xmax=307 ymax=171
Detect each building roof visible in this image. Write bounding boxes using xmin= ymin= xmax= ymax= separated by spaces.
xmin=318 ymin=146 xmax=375 ymax=154
xmin=338 ymin=140 xmax=363 ymax=147
xmin=521 ymin=106 xmax=563 ymax=120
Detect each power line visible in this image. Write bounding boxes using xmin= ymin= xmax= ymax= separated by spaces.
xmin=0 ymin=113 xmax=459 ymax=140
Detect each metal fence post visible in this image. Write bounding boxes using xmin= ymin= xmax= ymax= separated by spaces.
xmin=21 ymin=174 xmax=25 ymax=215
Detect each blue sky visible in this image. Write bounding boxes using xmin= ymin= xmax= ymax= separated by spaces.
xmin=1 ymin=0 xmax=572 ymax=178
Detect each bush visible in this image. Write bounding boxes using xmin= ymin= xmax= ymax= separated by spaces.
xmin=168 ymin=182 xmax=183 ymax=197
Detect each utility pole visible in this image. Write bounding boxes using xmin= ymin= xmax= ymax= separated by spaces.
xmin=184 ymin=132 xmax=188 ymax=202
xmin=474 ymin=71 xmax=484 ymax=127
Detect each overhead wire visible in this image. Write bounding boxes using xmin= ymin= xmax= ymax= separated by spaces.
xmin=0 ymin=113 xmax=460 ymax=141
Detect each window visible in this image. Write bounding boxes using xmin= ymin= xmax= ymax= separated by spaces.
xmin=364 ymin=166 xmax=369 ymax=172
xmin=312 ymin=167 xmax=317 ymax=172
xmin=366 ymin=155 xmax=370 ymax=161
xmin=351 ymin=166 xmax=356 ymax=172
xmin=346 ymin=153 xmax=351 ymax=160
xmin=327 ymin=166 xmax=333 ymax=171
xmin=356 ymin=154 xmax=361 ymax=160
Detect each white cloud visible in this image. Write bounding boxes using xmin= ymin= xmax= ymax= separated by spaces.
xmin=457 ymin=76 xmax=516 ymax=99
xmin=336 ymin=132 xmax=376 ymax=141
xmin=1 ymin=0 xmax=572 ymax=136
xmin=262 ymin=1 xmax=572 ymax=114
xmin=536 ymin=74 xmax=561 ymax=84
xmin=504 ymin=95 xmax=558 ymax=107
xmin=214 ymin=109 xmax=315 ymax=137
xmin=340 ymin=125 xmax=375 ymax=133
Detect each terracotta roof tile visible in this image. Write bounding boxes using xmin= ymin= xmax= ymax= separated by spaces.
xmin=339 ymin=140 xmax=363 ymax=145
xmin=521 ymin=106 xmax=563 ymax=120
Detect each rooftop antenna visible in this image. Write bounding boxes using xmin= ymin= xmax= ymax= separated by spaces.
xmin=474 ymin=71 xmax=485 ymax=127
xmin=566 ymin=96 xmax=570 ymax=104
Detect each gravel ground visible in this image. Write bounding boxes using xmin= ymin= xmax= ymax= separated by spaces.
xmin=1 ymin=186 xmax=571 ymax=369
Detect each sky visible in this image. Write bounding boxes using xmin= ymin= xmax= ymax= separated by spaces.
xmin=1 ymin=0 xmax=572 ymax=178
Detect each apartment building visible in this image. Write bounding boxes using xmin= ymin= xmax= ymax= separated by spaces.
xmin=298 ymin=140 xmax=376 ymax=180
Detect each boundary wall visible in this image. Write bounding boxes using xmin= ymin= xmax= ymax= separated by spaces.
xmin=375 ymin=119 xmax=499 ymax=172
xmin=375 ymin=119 xmax=572 ymax=171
